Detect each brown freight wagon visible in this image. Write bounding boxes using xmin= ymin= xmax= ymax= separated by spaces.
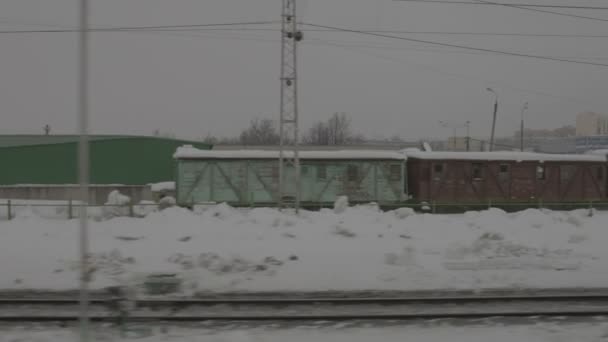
xmin=406 ymin=151 xmax=608 ymax=203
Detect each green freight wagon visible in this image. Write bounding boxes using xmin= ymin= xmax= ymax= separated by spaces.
xmin=0 ymin=135 xmax=212 ymax=185
xmin=174 ymin=147 xmax=408 ymax=207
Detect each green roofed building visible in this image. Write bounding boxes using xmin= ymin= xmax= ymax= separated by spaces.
xmin=0 ymin=135 xmax=212 ymax=185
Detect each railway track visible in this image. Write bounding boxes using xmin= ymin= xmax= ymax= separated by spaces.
xmin=1 ymin=293 xmax=608 ymax=322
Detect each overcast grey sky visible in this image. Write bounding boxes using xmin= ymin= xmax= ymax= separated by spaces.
xmin=2 ymin=0 xmax=608 ymax=141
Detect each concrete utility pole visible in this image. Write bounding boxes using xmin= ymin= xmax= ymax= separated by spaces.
xmin=486 ymin=88 xmax=499 ymax=151
xmin=520 ymin=102 xmax=528 ymax=152
xmin=77 ymin=0 xmax=91 ymax=341
xmin=465 ymin=121 xmax=471 ymax=151
xmin=279 ymin=0 xmax=302 ymax=210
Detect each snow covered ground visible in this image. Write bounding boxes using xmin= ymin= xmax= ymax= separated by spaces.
xmin=2 ymin=321 xmax=608 ymax=342
xmin=1 ymin=204 xmax=607 ymax=292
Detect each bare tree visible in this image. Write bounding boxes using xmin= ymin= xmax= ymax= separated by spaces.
xmin=349 ymin=133 xmax=366 ymax=144
xmin=303 ymin=121 xmax=329 ymax=145
xmin=239 ymin=118 xmax=280 ymax=145
xmin=200 ymin=133 xmax=219 ymax=145
xmin=327 ymin=112 xmax=351 ymax=145
xmin=304 ymin=112 xmax=356 ymax=145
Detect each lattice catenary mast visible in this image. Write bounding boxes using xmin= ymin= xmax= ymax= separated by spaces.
xmin=279 ymin=0 xmax=302 ymax=209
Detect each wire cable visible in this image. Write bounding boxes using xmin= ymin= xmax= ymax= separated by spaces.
xmin=3 ymin=20 xmax=608 ymax=39
xmin=393 ymin=1 xmax=608 ymax=10
xmin=0 ymin=21 xmax=278 ymax=34
xmin=151 ymin=28 xmax=608 ymax=38
xmin=302 ymin=22 xmax=608 ymax=67
xmin=303 ymin=37 xmax=592 ymax=105
xmin=470 ymin=0 xmax=608 ymax=23
xmin=305 ymin=36 xmax=608 ymax=62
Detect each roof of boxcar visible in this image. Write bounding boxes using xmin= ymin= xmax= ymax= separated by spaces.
xmin=174 ymin=146 xmax=406 ymax=160
xmin=404 ymin=151 xmax=607 ymax=162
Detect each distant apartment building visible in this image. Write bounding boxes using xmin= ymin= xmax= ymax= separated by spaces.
xmin=576 ymin=112 xmax=608 ymax=136
xmin=538 ymin=136 xmax=608 ymax=154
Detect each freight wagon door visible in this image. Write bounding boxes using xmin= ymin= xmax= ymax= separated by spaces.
xmin=510 ymin=164 xmax=536 ymax=201
xmin=280 ymin=163 xmax=298 ymax=203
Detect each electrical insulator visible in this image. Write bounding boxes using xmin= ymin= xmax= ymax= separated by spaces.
xmin=294 ymin=31 xmax=303 ymax=42
xmin=286 ymin=79 xmax=292 ymax=86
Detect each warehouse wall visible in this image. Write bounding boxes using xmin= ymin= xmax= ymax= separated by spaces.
xmin=89 ymin=138 xmax=210 ymax=184
xmin=0 ymin=143 xmax=77 ymax=184
xmin=0 ymin=137 xmax=211 ymax=185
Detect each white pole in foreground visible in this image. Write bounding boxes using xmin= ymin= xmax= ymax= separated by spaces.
xmin=78 ymin=0 xmax=90 ymax=340
xmin=279 ymin=0 xmax=301 ymax=211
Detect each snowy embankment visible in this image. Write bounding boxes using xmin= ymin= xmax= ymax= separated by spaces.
xmin=0 ymin=204 xmax=607 ymax=293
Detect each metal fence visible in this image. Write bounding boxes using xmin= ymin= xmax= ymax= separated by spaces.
xmin=2 ymin=200 xmax=606 ymax=220
xmin=0 ymin=200 xmax=162 ymax=221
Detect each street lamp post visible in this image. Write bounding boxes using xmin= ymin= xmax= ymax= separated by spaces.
xmin=520 ymin=102 xmax=528 ymax=152
xmin=465 ymin=120 xmax=471 ymax=151
xmin=486 ymin=88 xmax=498 ymax=151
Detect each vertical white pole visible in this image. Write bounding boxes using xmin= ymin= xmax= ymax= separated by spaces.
xmin=78 ymin=0 xmax=90 ymax=340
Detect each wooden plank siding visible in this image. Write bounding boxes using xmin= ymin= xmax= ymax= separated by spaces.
xmin=408 ymin=158 xmax=607 ymax=203
xmin=176 ymin=159 xmax=406 ymax=206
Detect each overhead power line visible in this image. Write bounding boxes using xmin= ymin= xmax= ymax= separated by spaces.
xmin=305 ymin=36 xmax=608 ymax=62
xmin=394 ymin=0 xmax=608 ymax=23
xmin=6 ymin=26 xmax=608 ymax=38
xmin=4 ymin=20 xmax=608 ymax=39
xmin=393 ymin=1 xmax=608 ymax=10
xmin=302 ymin=22 xmax=608 ymax=67
xmin=470 ymin=0 xmax=608 ymax=23
xmin=0 ymin=21 xmax=278 ymax=34
xmin=155 ymin=28 xmax=608 ymax=38
xmin=306 ymin=37 xmax=592 ymax=105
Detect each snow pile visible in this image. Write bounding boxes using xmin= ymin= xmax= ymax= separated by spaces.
xmin=394 ymin=207 xmax=415 ymax=219
xmin=1 ymin=205 xmax=608 ymax=292
xmin=102 ymin=190 xmax=131 ymax=218
xmin=106 ymin=190 xmax=131 ymax=206
xmin=150 ymin=181 xmax=175 ymax=192
xmin=333 ymin=196 xmax=349 ymax=214
xmin=158 ymin=196 xmax=176 ymax=210
xmin=168 ymin=252 xmax=284 ymax=275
